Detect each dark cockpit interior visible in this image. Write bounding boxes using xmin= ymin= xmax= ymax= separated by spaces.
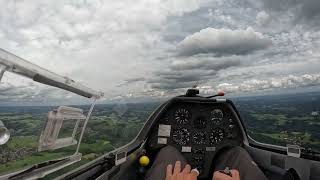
xmin=147 ymin=98 xmax=245 ymax=179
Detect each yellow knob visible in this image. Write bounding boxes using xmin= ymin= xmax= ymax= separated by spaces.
xmin=139 ymin=155 xmax=150 ymax=167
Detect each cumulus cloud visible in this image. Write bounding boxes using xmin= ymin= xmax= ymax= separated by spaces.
xmin=146 ymin=55 xmax=241 ymax=90
xmin=148 ymin=69 xmax=215 ymax=90
xmin=1 ymin=0 xmax=320 ymax=103
xmin=201 ymin=74 xmax=320 ymax=94
xmin=256 ymin=11 xmax=271 ymax=26
xmin=170 ymin=55 xmax=241 ymax=71
xmin=177 ymin=27 xmax=272 ymax=56
xmin=0 ymin=0 xmax=204 ymax=101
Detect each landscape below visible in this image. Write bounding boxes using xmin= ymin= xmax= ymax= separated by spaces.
xmin=0 ymin=91 xmax=319 ymax=178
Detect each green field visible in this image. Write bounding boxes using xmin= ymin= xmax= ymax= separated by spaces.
xmin=0 ymin=103 xmax=155 ymax=177
xmin=0 ymin=133 xmax=127 ymax=175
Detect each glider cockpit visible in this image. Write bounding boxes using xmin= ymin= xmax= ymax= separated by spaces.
xmin=147 ymin=96 xmax=245 ymax=178
xmin=1 ymin=49 xmax=320 ymax=180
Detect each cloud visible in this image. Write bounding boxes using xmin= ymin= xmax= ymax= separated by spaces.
xmin=124 ymin=77 xmax=146 ymax=83
xmin=1 ymin=0 xmax=320 ymax=103
xmin=0 ymin=83 xmax=30 ymax=98
xmin=0 ymin=72 xmax=91 ymax=105
xmin=201 ymin=73 xmax=320 ymax=94
xmin=257 ymin=0 xmax=298 ymax=11
xmin=117 ymin=77 xmax=146 ymax=87
xmin=149 ymin=69 xmax=215 ymax=90
xmin=0 ymin=82 xmax=45 ymax=103
xmin=146 ymin=55 xmax=241 ymax=90
xmin=170 ymin=55 xmax=241 ymax=71
xmin=296 ymin=0 xmax=320 ymax=22
xmin=256 ymin=11 xmax=271 ymax=26
xmin=256 ymin=0 xmax=320 ymax=25
xmin=0 ymin=0 xmax=205 ymax=100
xmin=177 ymin=27 xmax=272 ymax=56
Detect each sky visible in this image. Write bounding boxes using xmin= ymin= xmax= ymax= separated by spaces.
xmin=0 ymin=0 xmax=320 ymax=104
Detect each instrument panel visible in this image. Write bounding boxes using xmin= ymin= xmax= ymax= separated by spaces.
xmin=148 ymin=100 xmax=243 ymax=178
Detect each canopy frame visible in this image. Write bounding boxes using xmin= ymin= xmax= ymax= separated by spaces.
xmin=0 ymin=48 xmax=103 ymax=99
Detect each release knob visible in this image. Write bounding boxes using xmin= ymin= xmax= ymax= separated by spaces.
xmin=139 ymin=155 xmax=150 ymax=167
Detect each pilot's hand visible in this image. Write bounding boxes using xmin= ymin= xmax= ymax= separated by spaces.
xmin=165 ymin=161 xmax=199 ymax=180
xmin=212 ymin=170 xmax=240 ymax=180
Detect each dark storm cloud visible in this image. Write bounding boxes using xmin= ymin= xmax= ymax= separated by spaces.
xmin=177 ymin=27 xmax=272 ymax=57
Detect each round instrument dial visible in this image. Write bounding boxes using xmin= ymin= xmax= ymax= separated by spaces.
xmin=209 ymin=128 xmax=225 ymax=144
xmin=175 ymin=108 xmax=191 ymax=124
xmin=211 ymin=109 xmax=223 ymax=124
xmin=193 ymin=132 xmax=206 ymax=145
xmin=172 ymin=128 xmax=190 ymax=145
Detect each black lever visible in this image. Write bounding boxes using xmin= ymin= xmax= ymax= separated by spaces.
xmin=206 ymin=91 xmax=225 ymax=98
